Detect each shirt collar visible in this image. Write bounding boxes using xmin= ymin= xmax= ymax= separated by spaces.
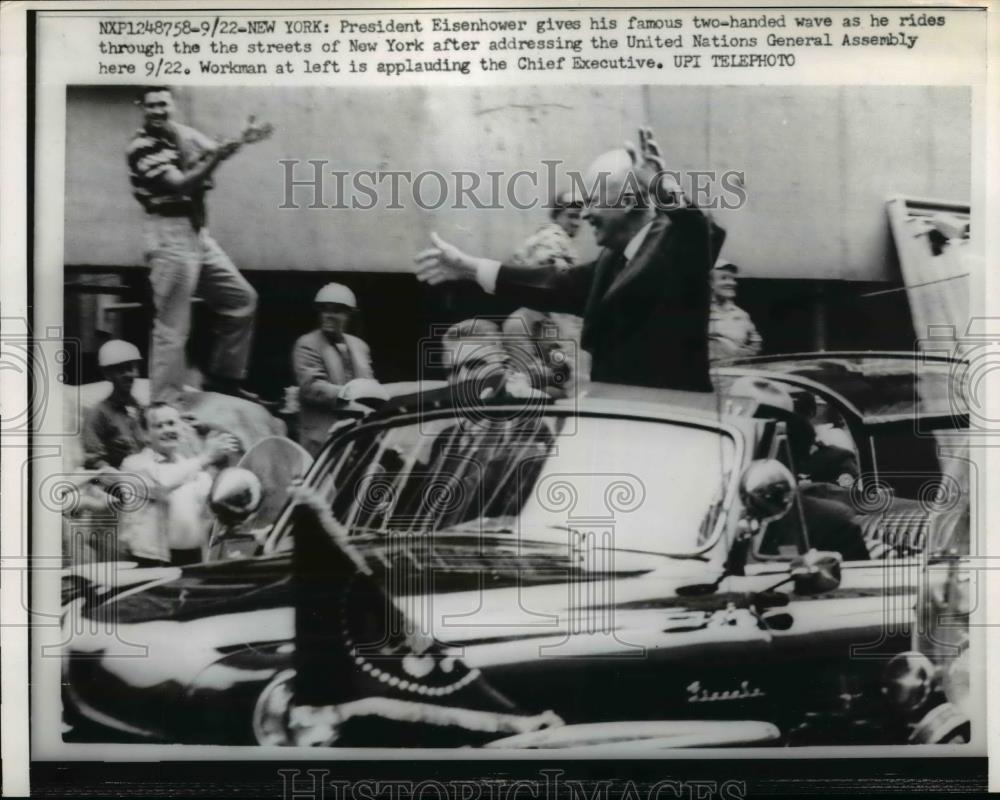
xmin=623 ymin=220 xmax=655 ymax=263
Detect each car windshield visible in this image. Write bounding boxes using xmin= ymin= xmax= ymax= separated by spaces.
xmin=311 ymin=413 xmax=736 ymax=556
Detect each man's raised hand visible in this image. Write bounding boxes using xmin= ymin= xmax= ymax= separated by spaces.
xmin=625 ymin=125 xmax=686 ymax=209
xmin=624 ymin=126 xmax=666 ymax=174
xmin=414 ymin=232 xmax=480 ymax=285
xmin=203 ymin=431 xmax=241 ymax=464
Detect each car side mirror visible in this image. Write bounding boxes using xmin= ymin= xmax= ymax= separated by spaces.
xmin=739 ymin=459 xmax=797 ymax=524
xmin=790 ymin=549 xmax=842 ymax=594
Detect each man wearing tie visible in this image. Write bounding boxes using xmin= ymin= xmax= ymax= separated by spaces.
xmin=292 ymin=283 xmax=375 ymax=456
xmin=415 ymin=128 xmax=723 ymax=392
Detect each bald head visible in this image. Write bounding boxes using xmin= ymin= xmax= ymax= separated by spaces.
xmin=584 ymin=149 xmax=633 ymax=185
xmin=585 ymin=149 xmax=659 ymax=196
xmin=579 ymin=148 xmax=656 ymax=251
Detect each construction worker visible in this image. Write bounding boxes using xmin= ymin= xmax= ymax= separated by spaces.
xmin=81 ymin=339 xmax=146 ymax=470
xmin=292 ymin=283 xmax=376 ymax=456
xmin=127 ymin=86 xmax=260 ymax=404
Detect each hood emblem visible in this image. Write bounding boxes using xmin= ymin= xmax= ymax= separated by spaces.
xmin=686 ymin=680 xmax=765 ymax=703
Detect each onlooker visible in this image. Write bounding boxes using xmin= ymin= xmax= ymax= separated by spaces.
xmin=416 ymin=128 xmax=723 ymax=392
xmin=727 ymin=377 xmax=868 ymax=561
xmin=508 ymin=189 xmax=583 ymax=272
xmin=708 ymin=259 xmax=763 ymax=363
xmin=443 ymin=319 xmax=508 ymax=391
xmin=293 ymin=283 xmax=375 ymax=456
xmin=503 ymin=190 xmax=586 ymax=397
xmin=81 ymin=339 xmax=145 ymax=470
xmin=126 ymin=86 xmax=259 ymax=404
xmin=442 ymin=318 xmax=540 ymax=399
xmin=501 ymin=312 xmax=573 ymax=398
xmin=427 ymin=320 xmax=550 ymax=526
xmin=792 ymin=391 xmax=860 ymax=488
xmin=120 ymin=402 xmax=239 ymax=566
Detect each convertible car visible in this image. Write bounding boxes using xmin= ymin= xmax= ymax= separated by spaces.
xmin=61 ymin=356 xmax=971 ymax=748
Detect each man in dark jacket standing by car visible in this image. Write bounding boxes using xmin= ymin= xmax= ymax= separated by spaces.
xmin=415 ymin=128 xmax=722 ymax=392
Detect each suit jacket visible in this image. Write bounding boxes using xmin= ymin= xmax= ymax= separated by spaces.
xmin=761 ymin=491 xmax=870 ymax=563
xmin=494 ymin=210 xmax=721 ymax=392
xmin=293 ymin=330 xmax=374 ymax=455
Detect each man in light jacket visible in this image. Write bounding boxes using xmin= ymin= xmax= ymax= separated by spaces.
xmin=292 ymin=283 xmax=375 ymax=456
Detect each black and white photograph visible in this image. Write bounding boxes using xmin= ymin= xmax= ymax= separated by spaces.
xmin=2 ymin=2 xmax=995 ymax=797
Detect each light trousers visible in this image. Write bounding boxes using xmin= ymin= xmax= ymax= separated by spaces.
xmin=144 ymin=216 xmax=257 ymax=403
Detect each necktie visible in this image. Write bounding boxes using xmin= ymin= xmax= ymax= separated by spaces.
xmin=336 ymin=342 xmax=357 ymax=382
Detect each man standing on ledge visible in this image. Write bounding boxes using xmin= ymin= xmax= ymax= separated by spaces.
xmin=415 ymin=128 xmax=723 ymax=392
xmin=126 ymin=86 xmax=258 ymax=404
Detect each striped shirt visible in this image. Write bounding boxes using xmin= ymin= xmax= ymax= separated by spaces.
xmin=126 ymin=122 xmax=217 ymax=215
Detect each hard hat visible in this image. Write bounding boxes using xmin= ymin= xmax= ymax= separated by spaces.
xmin=97 ymin=339 xmax=141 ymax=368
xmin=728 ymin=376 xmax=794 ymax=414
xmin=339 ymin=378 xmax=389 ymax=408
xmin=314 ymin=283 xmax=357 ymax=308
xmin=209 ymin=467 xmax=263 ymax=526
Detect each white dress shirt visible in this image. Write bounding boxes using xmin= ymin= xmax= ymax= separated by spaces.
xmin=119 ymin=447 xmax=213 ymax=562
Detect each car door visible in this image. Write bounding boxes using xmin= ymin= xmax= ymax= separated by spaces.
xmin=734 ymin=427 xmax=917 ymax=738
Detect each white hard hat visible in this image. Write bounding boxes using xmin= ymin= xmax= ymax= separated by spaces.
xmin=97 ymin=339 xmax=141 ymax=368
xmin=339 ymin=378 xmax=389 ymax=407
xmin=314 ymin=283 xmax=357 ymax=308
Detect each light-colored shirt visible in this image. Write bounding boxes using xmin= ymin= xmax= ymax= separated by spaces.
xmin=119 ymin=448 xmax=213 ymax=562
xmin=708 ymin=299 xmax=763 ymax=362
xmin=623 ymin=220 xmax=654 ymax=262
xmin=508 ymin=222 xmax=578 ymax=271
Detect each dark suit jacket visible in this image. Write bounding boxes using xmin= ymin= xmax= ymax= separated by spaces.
xmin=494 ymin=210 xmax=721 ymax=392
xmin=761 ymin=491 xmax=870 ymax=563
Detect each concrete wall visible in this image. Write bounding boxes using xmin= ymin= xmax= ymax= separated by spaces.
xmin=65 ymin=85 xmax=970 ymax=280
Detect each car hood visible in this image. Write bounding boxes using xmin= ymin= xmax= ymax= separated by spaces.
xmin=66 ymin=534 xmax=726 ymax=669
